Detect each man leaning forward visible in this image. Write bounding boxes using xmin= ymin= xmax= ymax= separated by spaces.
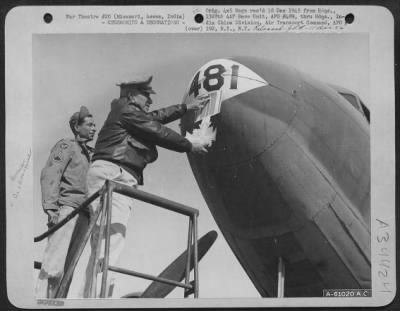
xmin=81 ymin=75 xmax=209 ymax=297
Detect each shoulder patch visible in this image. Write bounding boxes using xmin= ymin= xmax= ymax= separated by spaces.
xmin=49 ymin=139 xmax=72 ymax=163
xmin=53 ymin=139 xmax=71 ymax=150
xmin=52 ymin=150 xmax=65 ymax=162
xmin=60 ymin=142 xmax=69 ymax=149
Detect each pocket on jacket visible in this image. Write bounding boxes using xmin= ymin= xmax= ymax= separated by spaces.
xmin=127 ymin=136 xmax=157 ymax=163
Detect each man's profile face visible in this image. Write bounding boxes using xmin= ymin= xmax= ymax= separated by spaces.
xmin=131 ymin=91 xmax=152 ymax=112
xmin=75 ymin=116 xmax=96 ymax=141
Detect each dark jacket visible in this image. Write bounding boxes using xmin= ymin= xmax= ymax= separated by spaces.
xmin=92 ymin=97 xmax=192 ymax=184
xmin=41 ymin=139 xmax=93 ymax=211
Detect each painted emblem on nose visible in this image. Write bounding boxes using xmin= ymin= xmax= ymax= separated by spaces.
xmin=184 ymin=58 xmax=268 ymax=148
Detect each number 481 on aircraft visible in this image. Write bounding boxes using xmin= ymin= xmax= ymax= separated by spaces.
xmin=189 ymin=64 xmax=240 ymax=97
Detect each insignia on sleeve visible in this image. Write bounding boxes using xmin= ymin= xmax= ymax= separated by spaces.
xmin=52 ymin=151 xmax=64 ymax=163
xmin=60 ymin=142 xmax=69 ymax=149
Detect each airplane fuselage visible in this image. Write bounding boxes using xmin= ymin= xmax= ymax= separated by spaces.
xmin=181 ymin=57 xmax=370 ymax=297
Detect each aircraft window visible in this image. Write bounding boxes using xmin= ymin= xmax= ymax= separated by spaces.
xmin=360 ymin=100 xmax=370 ymax=123
xmin=339 ymin=92 xmax=360 ymax=111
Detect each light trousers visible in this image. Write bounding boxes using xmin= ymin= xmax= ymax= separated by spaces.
xmin=35 ymin=206 xmax=77 ymax=298
xmin=80 ymin=160 xmax=137 ymax=298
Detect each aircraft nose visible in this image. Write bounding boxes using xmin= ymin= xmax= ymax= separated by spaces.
xmin=180 ymin=70 xmax=299 ymax=231
xmin=214 ymin=85 xmax=297 ymax=167
xmin=181 ymin=58 xmax=298 ymax=167
xmin=182 ymin=84 xmax=297 ymax=168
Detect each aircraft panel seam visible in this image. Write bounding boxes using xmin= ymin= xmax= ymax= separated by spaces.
xmin=285 ymin=127 xmax=369 ymax=232
xmin=328 ymin=203 xmax=371 ymax=266
xmin=310 ymin=219 xmax=365 ymax=288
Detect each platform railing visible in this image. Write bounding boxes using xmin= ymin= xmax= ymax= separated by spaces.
xmin=34 ymin=179 xmax=199 ymax=299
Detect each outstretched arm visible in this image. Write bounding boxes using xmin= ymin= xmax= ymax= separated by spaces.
xmin=121 ymin=105 xmax=192 ymax=153
xmin=150 ymin=94 xmax=210 ymax=124
xmin=149 ymin=104 xmax=188 ymax=125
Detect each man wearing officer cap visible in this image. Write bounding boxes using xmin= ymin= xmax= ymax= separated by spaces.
xmin=36 ymin=106 xmax=96 ymax=298
xmin=80 ymin=74 xmax=209 ymax=297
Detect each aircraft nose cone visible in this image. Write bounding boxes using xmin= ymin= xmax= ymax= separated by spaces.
xmin=181 ymin=57 xmax=300 ymax=167
xmin=180 ymin=58 xmax=300 ymax=232
xmin=182 ymin=84 xmax=297 ymax=168
xmin=215 ymin=86 xmax=297 ymax=167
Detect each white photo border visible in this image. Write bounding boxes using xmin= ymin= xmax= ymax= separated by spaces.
xmin=5 ymin=5 xmax=396 ymax=308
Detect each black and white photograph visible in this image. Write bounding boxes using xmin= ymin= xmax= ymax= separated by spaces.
xmin=5 ymin=5 xmax=396 ymax=308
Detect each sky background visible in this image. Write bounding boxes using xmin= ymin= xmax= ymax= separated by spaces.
xmin=33 ymin=33 xmax=369 ymax=298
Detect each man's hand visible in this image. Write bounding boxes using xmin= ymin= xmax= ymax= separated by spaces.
xmin=186 ymin=94 xmax=210 ymax=112
xmin=191 ymin=142 xmax=208 ymax=155
xmin=46 ymin=210 xmax=59 ymax=227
